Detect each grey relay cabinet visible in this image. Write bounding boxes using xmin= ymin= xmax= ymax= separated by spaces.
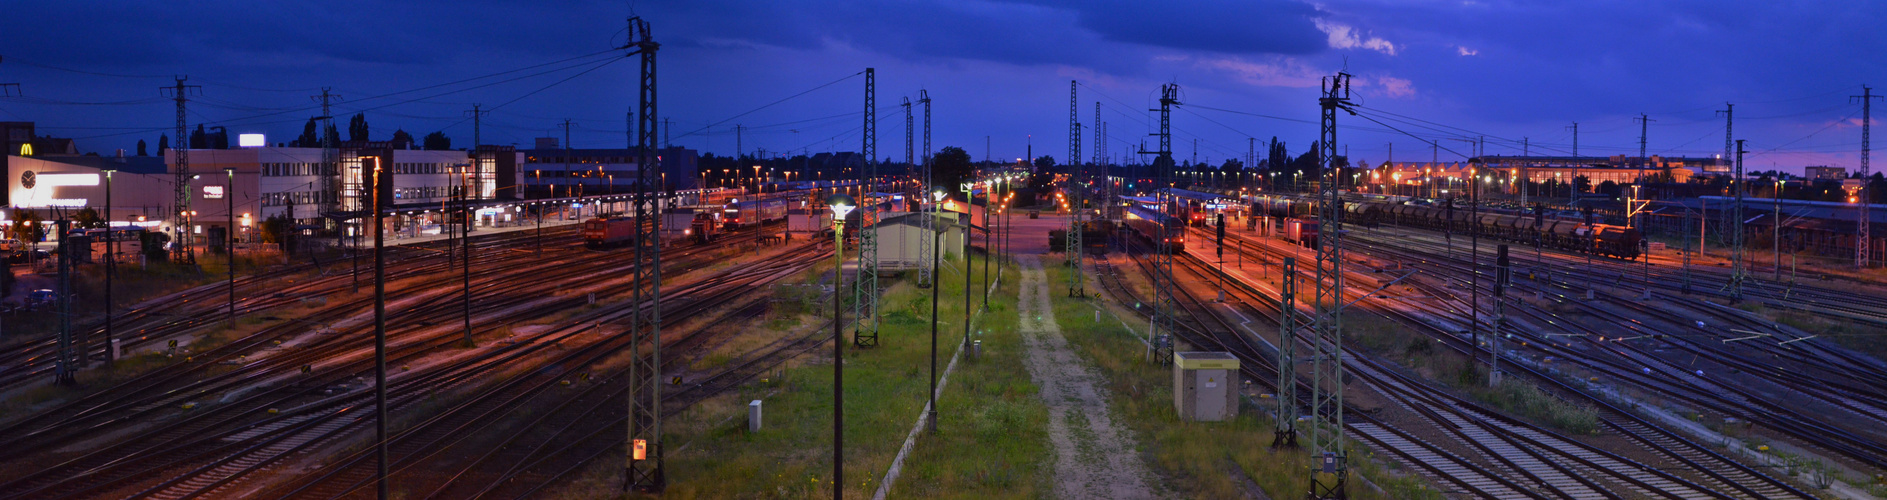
xmin=1173 ymin=352 xmax=1239 ymax=422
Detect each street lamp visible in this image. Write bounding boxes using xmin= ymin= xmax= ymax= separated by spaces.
xmin=826 ymin=194 xmax=856 ymax=500
xmin=927 ymin=190 xmax=946 ymax=434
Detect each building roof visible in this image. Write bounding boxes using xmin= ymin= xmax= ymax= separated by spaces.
xmin=8 ymin=153 xmax=168 ymax=174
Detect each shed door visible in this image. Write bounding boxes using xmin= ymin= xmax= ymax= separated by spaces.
xmin=1195 ymin=369 xmax=1225 ymax=418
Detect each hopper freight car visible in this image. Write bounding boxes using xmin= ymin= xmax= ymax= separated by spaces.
xmin=1363 ymin=201 xmax=1641 ymax=259
xmin=1123 ymin=204 xmax=1187 ymax=253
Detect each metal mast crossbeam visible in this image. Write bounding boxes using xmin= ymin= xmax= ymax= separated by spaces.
xmin=621 ymin=16 xmax=666 ymax=493
xmin=1309 ymin=72 xmax=1353 ymax=500
xmin=853 ymin=68 xmax=880 ymax=348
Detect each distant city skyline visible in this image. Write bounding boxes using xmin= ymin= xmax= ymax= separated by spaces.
xmin=2 ymin=0 xmax=1883 ymax=174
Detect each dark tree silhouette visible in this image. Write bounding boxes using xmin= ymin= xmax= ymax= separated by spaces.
xmin=422 ymin=131 xmax=451 ymax=151
xmin=293 ymin=118 xmax=319 ymax=147
xmin=157 ymin=134 xmax=169 ymax=153
xmin=390 ymin=129 xmax=414 ymax=149
xmin=348 ymin=113 xmax=368 ymax=142
xmin=136 ymin=139 xmax=148 ymax=156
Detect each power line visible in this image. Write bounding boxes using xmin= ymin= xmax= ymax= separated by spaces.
xmin=669 ymin=71 xmax=865 ymax=141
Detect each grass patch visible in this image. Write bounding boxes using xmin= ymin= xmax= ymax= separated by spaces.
xmin=1764 ymin=307 xmax=1887 ymax=361
xmin=544 ymin=252 xmax=1045 ymax=499
xmin=1043 ymin=258 xmax=1442 ymax=500
xmin=1465 ymin=379 xmax=1600 ymax=435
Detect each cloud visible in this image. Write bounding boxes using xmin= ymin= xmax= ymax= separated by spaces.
xmin=1369 ymin=76 xmax=1416 ymax=98
xmin=1456 ymin=46 xmax=1479 ymax=56
xmin=1186 ymin=55 xmax=1324 ymax=88
xmin=1314 ymin=19 xmax=1396 ymax=56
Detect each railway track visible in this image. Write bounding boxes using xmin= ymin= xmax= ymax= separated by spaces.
xmin=1092 ymin=225 xmax=1814 ymax=498
xmin=1340 ymin=223 xmax=1887 ymax=476
xmin=0 ymin=223 xmax=797 ymax=498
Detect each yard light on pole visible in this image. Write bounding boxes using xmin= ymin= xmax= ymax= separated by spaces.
xmin=826 ymin=194 xmax=855 ymax=500
xmin=927 ymin=190 xmax=948 ymax=433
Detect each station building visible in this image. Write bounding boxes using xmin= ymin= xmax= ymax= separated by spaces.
xmin=3 ymin=136 xmax=535 ymax=249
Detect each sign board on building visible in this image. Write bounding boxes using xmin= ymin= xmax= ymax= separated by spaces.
xmin=203 ymin=185 xmax=225 ymax=199
xmin=238 ymin=134 xmax=266 ymax=148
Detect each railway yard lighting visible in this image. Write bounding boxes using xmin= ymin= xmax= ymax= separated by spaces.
xmin=826 ymin=194 xmax=855 ymax=500
xmin=928 ymin=190 xmax=946 ymax=433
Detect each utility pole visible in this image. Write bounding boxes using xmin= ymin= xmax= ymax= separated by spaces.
xmin=1309 ymin=72 xmax=1354 ymax=500
xmin=621 ymin=16 xmax=666 ymax=493
xmin=1718 ymin=103 xmax=1735 ymax=172
xmin=1562 ymin=121 xmax=1577 ymax=156
xmin=906 ymin=96 xmax=929 ymax=289
xmin=1273 ymin=257 xmax=1297 ymax=448
xmin=162 ymin=77 xmax=202 ymax=264
xmin=1635 ymin=113 xmax=1653 ymax=194
xmin=368 ymin=156 xmax=388 ymax=500
xmin=55 ymin=217 xmax=74 ymax=384
xmin=104 ymin=170 xmax=116 ymax=364
xmin=736 ymin=124 xmax=745 ymax=163
xmin=1853 ymin=86 xmax=1879 ymax=268
xmin=1492 ymin=245 xmax=1509 ymax=386
xmin=226 ymin=168 xmax=236 ymax=328
xmin=1094 ymin=102 xmax=1103 ymax=168
xmin=853 ymin=67 xmax=880 ymax=348
xmin=561 ymin=120 xmax=575 ymax=202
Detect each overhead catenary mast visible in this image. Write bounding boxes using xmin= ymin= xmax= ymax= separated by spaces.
xmin=853 ymin=68 xmax=880 ymax=347
xmin=163 ymin=77 xmax=202 ymax=264
xmin=621 ymin=15 xmax=666 ymax=493
xmin=1854 ymin=86 xmax=1880 ymax=268
xmin=1308 ymin=72 xmax=1355 ymax=500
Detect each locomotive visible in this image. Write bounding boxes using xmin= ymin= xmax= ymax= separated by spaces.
xmin=582 ymin=216 xmax=642 ymax=248
xmin=1122 ymin=204 xmax=1187 ymax=253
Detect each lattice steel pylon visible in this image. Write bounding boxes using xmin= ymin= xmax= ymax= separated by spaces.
xmin=621 ymin=16 xmax=666 ymax=493
xmin=853 ymin=68 xmax=880 ymax=348
xmin=1308 ymin=72 xmax=1354 ymax=500
xmin=907 ymin=95 xmax=931 ymax=289
xmin=1729 ymin=140 xmax=1748 ymax=302
xmin=314 ymin=88 xmax=341 ymax=231
xmin=1067 ymin=80 xmax=1085 ymax=297
xmin=1140 ymin=83 xmax=1179 ymax=362
xmin=162 ymin=77 xmax=200 ymax=264
xmin=1855 ymin=86 xmax=1879 ymax=268
xmin=1273 ymin=257 xmax=1298 ymax=448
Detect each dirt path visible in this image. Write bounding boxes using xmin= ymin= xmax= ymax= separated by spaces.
xmin=1015 ymin=255 xmax=1157 ymax=499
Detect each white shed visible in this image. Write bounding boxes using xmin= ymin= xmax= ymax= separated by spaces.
xmin=866 ymin=211 xmax=979 ymax=271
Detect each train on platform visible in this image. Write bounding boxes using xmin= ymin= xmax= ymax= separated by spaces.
xmin=1122 ymin=204 xmax=1187 ymax=253
xmin=722 ymin=198 xmax=788 ymax=229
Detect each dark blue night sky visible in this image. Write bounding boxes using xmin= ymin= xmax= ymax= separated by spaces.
xmin=4 ymin=0 xmax=1884 ymax=174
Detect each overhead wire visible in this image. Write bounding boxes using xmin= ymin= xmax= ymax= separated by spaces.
xmin=669 ymin=71 xmax=864 ymax=142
